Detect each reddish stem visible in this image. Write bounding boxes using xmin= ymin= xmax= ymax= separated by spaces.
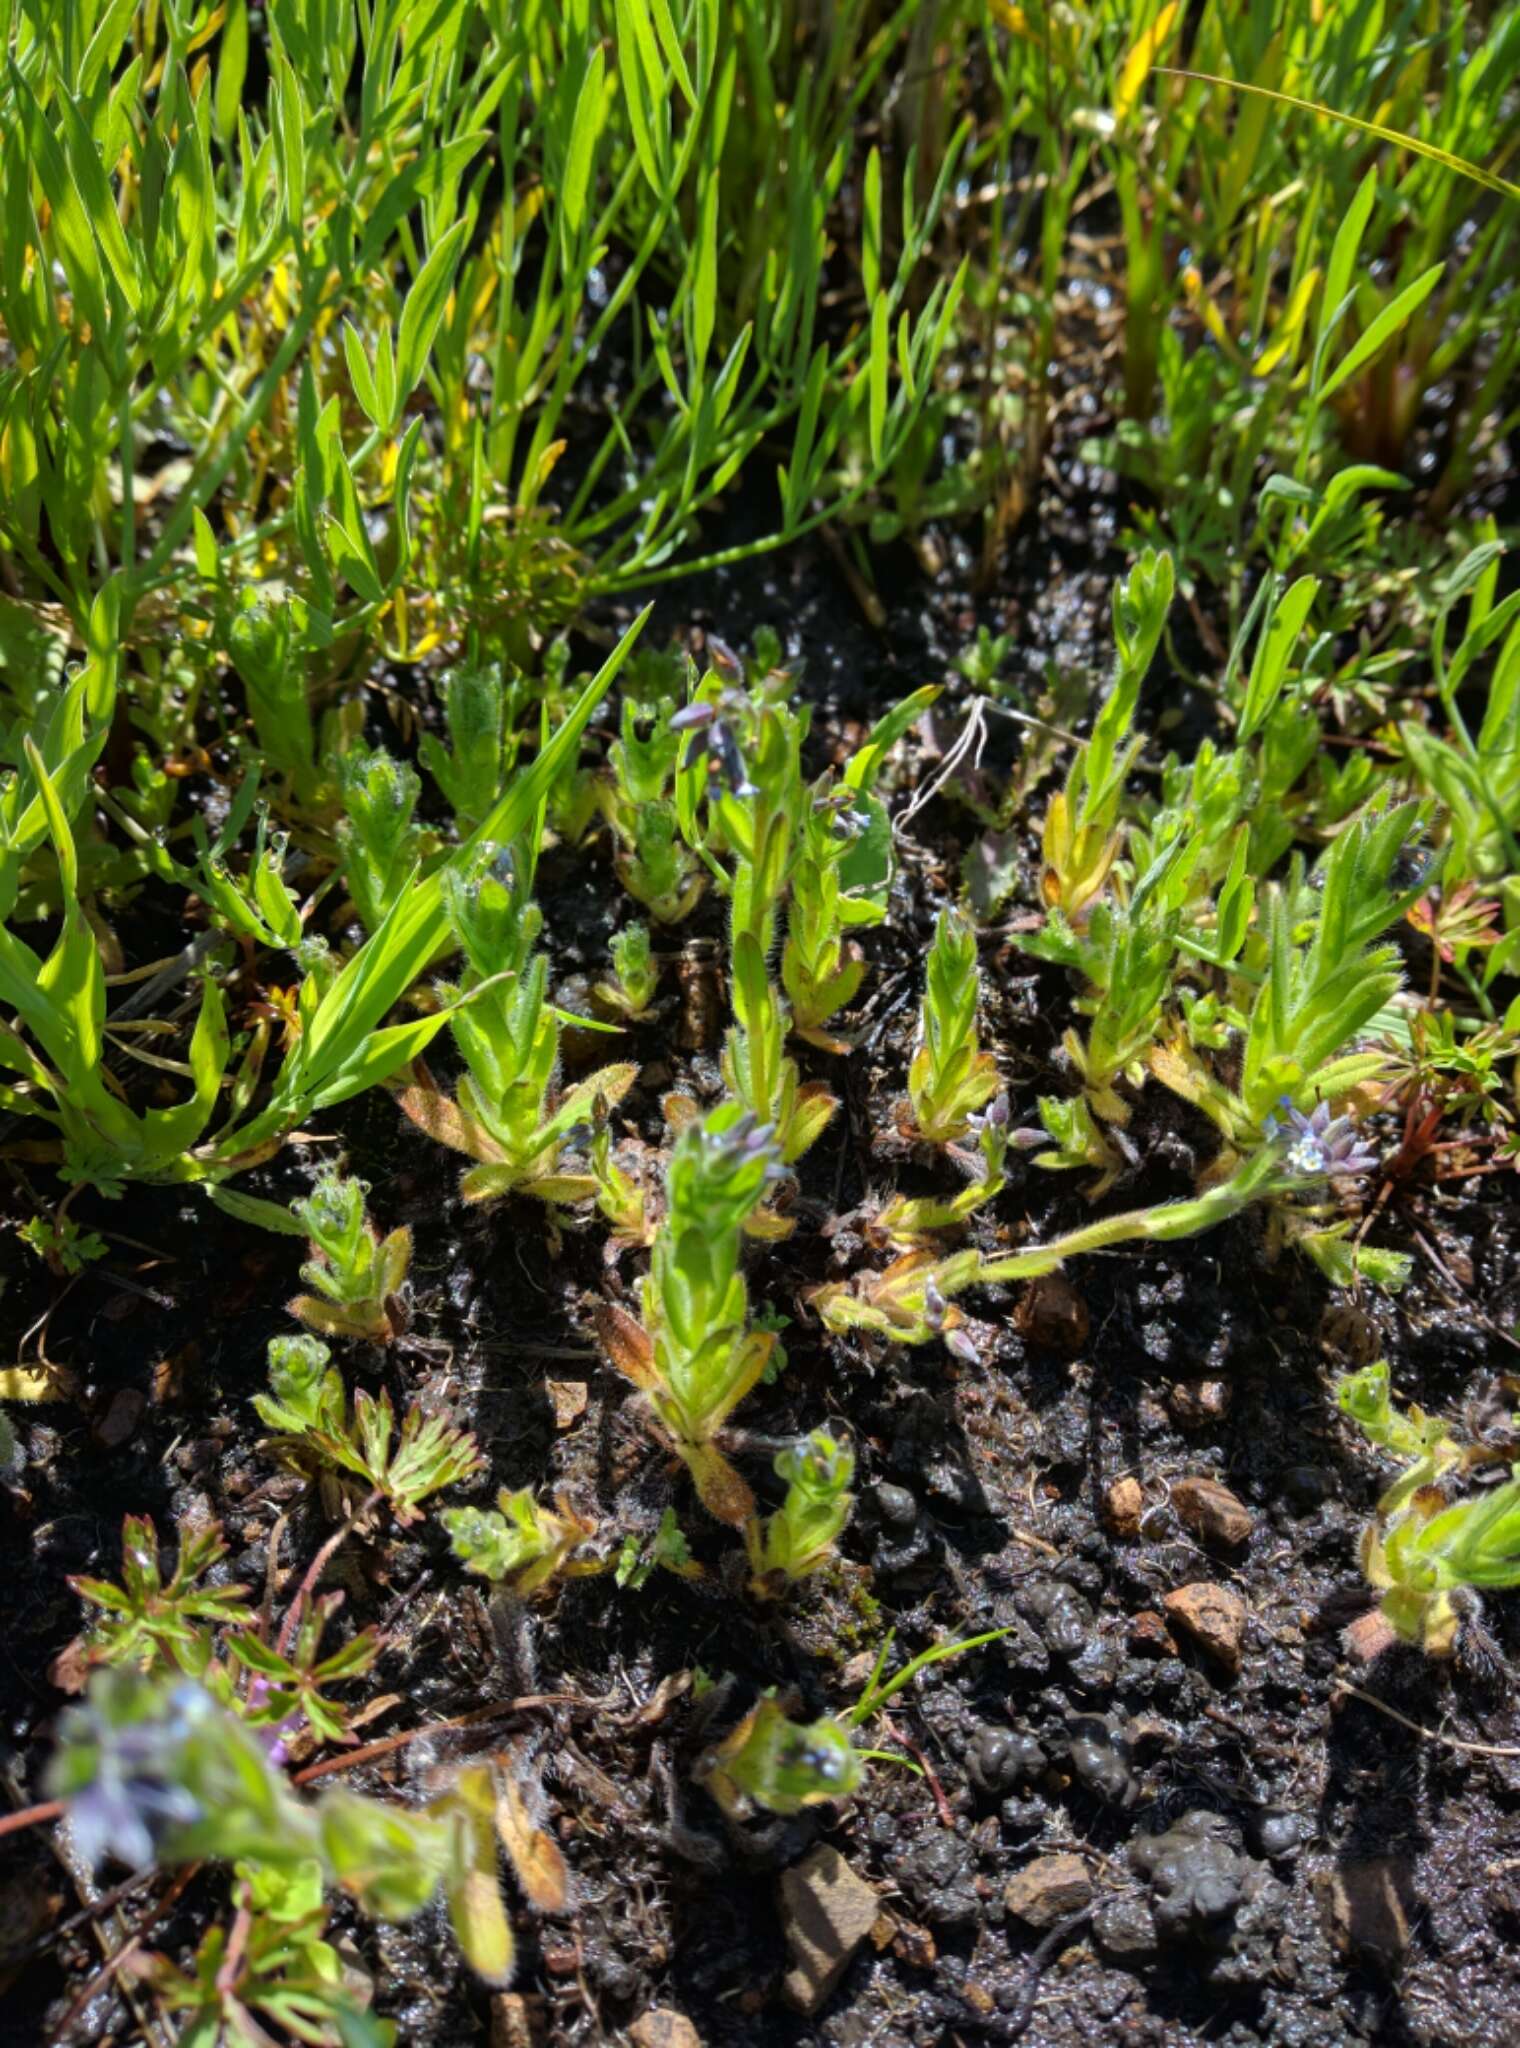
xmin=0 ymin=1798 xmax=63 ymax=1840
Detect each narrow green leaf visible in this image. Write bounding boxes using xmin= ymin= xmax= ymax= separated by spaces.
xmin=395 ymin=219 xmax=470 ymax=417
xmin=1318 ymin=265 xmax=1445 ymax=406
xmin=563 ymin=46 xmax=606 ymax=240
xmin=862 ymin=146 xmax=882 ymax=304
xmin=867 ymin=295 xmax=889 ymax=469
xmin=693 ymin=174 xmax=718 ymax=369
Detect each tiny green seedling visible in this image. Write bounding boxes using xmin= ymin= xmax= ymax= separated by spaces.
xmin=442 ymin=1488 xmax=601 ymax=1599
xmin=907 ymin=909 xmax=1000 ymax=1143
xmin=397 ymin=844 xmax=636 ymax=1203
xmin=697 ymin=1696 xmax=863 ymax=1819
xmin=744 ymin=1431 xmax=856 ymax=1598
xmin=595 ymin=922 xmax=660 ymax=1019
xmin=596 ymin=1106 xmax=782 ymax=1525
xmin=254 ymin=1336 xmax=483 ymax=1524
xmin=1338 ymin=1360 xmax=1520 ymax=1657
xmin=288 ymin=1169 xmax=412 ymax=1344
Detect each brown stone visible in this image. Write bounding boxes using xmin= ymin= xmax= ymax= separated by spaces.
xmin=1162 ymin=1583 xmax=1247 ymax=1677
xmin=1325 ymin=1859 xmax=1410 ymax=1969
xmin=1003 ymin=1852 xmax=1094 ymax=1930
xmin=892 ymin=1919 xmax=937 ymax=1968
xmin=629 ymin=2011 xmax=703 ymax=2048
xmin=1127 ymin=1610 xmax=1176 ymax=1659
xmin=1013 ymin=1274 xmax=1090 ymax=1353
xmin=1104 ymin=1475 xmax=1144 ymax=1538
xmin=779 ymin=1844 xmax=879 ymax=2015
xmin=544 ymin=1378 xmax=588 ymax=1429
xmin=1172 ymin=1476 xmax=1253 ymax=1549
xmin=490 ymin=1993 xmax=547 ymax=2048
xmin=1341 ymin=1609 xmax=1399 ymax=1666
xmin=1168 ymin=1379 xmax=1231 ymax=1427
xmin=93 ymin=1388 xmax=146 ymax=1449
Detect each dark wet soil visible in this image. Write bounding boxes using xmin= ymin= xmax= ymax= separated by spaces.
xmin=4 ymin=438 xmax=1520 ymax=2048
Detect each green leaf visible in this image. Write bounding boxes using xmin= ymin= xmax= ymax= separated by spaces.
xmin=867 ymin=294 xmax=888 ymax=469
xmin=1239 ymin=574 xmax=1319 ymax=743
xmin=395 ymin=219 xmax=470 ymax=417
xmin=1315 ymin=166 xmax=1376 ymax=379
xmin=862 ymin=146 xmax=882 ymax=304
xmin=1319 ymin=266 xmax=1445 ymax=407
xmin=342 ymin=322 xmax=382 ymax=428
xmin=563 ymin=47 xmax=606 ymax=240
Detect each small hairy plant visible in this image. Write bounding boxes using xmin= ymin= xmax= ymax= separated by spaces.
xmin=254 ymin=1336 xmax=483 ymax=1525
xmin=595 ymin=1106 xmax=782 ymax=1524
xmin=1338 ymin=1361 xmax=1520 ymax=1658
xmin=442 ymin=1489 xmax=601 ymax=1599
xmin=337 ymin=745 xmax=426 ymax=936
xmin=595 ymin=922 xmax=660 ymax=1019
xmin=70 ymin=1515 xmax=257 ymax=1681
xmin=721 ymin=931 xmax=839 ymax=1200
xmin=289 ymin=1170 xmax=412 ymax=1344
xmin=1040 ymin=551 xmax=1174 ymax=919
xmin=906 ymin=909 xmax=1000 ymax=1143
xmin=778 ymin=688 xmax=932 ymax=1046
xmin=697 ymin=1696 xmax=863 ymax=1819
xmin=398 ymin=843 xmax=636 ymax=1204
xmin=745 ymin=1432 xmax=856 ymax=1599
xmin=419 ymin=664 xmax=525 ymax=831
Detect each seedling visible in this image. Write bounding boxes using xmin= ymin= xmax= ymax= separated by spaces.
xmin=231 ymin=1594 xmax=382 ymax=1751
xmin=419 ymin=664 xmax=525 ymax=830
xmin=442 ymin=1489 xmax=601 ymax=1599
xmin=337 ymin=746 xmax=426 ymax=936
xmin=745 ymin=1432 xmax=856 ymax=1598
xmin=595 ymin=1107 xmax=782 ymax=1524
xmin=1338 ymin=1361 xmax=1520 ymax=1657
xmin=595 ymin=922 xmax=660 ymax=1019
xmin=780 ymin=788 xmax=879 ymax=1047
xmin=615 ymin=1507 xmax=703 ymax=1589
xmin=254 ymin=1336 xmax=483 ymax=1525
xmin=70 ymin=1515 xmax=257 ymax=1681
xmin=1040 ymin=551 xmax=1174 ymax=919
xmin=397 ymin=845 xmax=636 ymax=1203
xmin=722 ymin=930 xmax=839 ymax=1190
xmin=874 ymin=1094 xmax=1014 ymax=1244
xmin=289 ymin=1169 xmax=412 ymax=1344
xmin=18 ymin=1212 xmax=108 ymax=1276
xmin=697 ymin=1696 xmax=863 ymax=1819
xmin=907 ymin=910 xmax=1000 ymax=1143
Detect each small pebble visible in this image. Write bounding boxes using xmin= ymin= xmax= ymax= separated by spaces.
xmin=873 ymin=1482 xmax=917 ymax=1528
xmin=1163 ymin=1583 xmax=1247 ymax=1678
xmin=1172 ymin=1476 xmax=1253 ymax=1549
xmin=1104 ymin=1476 xmax=1143 ymax=1538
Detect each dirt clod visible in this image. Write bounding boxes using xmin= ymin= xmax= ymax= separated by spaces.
xmin=779 ymin=1843 xmax=880 ymax=2015
xmin=1172 ymin=1475 xmax=1253 ymax=1549
xmin=1162 ymin=1583 xmax=1247 ymax=1676
xmin=1126 ymin=1610 xmax=1176 ymax=1658
xmin=1167 ymin=1378 xmax=1232 ymax=1427
xmin=1014 ymin=1274 xmax=1090 ymax=1352
xmin=93 ymin=1386 xmax=146 ymax=1448
xmin=1004 ymin=1852 xmax=1095 ymax=1929
xmin=1341 ymin=1608 xmax=1399 ymax=1664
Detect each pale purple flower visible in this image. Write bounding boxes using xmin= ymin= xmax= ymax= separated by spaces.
xmin=1264 ymin=1099 xmax=1380 ymax=1180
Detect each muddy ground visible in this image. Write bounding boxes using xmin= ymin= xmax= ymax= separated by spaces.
xmin=4 ymin=430 xmax=1520 ymax=2048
